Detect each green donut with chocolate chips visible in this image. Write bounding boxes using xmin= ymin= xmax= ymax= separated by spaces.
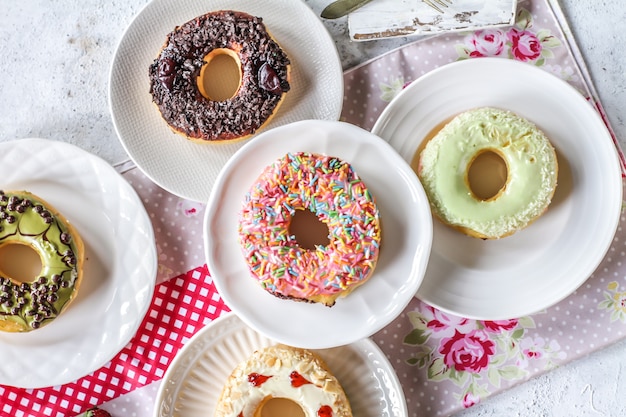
xmin=0 ymin=191 xmax=84 ymax=332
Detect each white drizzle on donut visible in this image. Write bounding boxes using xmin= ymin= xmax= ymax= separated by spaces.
xmin=215 ymin=345 xmax=352 ymax=417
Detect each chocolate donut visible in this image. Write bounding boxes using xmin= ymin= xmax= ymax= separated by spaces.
xmin=0 ymin=191 xmax=84 ymax=332
xmin=148 ymin=10 xmax=291 ymax=142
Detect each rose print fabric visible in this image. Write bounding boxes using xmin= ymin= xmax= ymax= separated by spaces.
xmin=347 ymin=1 xmax=626 ymax=415
xmin=457 ymin=9 xmax=562 ymax=63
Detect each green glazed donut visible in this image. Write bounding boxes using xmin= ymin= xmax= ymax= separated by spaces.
xmin=417 ymin=107 xmax=558 ymax=239
xmin=0 ymin=191 xmax=84 ymax=332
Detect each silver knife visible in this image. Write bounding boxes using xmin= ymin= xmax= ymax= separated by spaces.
xmin=321 ymin=0 xmax=374 ymax=19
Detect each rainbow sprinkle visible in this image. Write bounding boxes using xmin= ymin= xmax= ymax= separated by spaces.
xmin=238 ymin=152 xmax=382 ymax=306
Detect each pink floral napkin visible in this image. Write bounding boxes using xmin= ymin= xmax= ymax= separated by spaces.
xmin=344 ymin=0 xmax=626 ymax=415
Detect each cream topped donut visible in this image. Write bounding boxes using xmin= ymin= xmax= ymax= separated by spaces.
xmin=215 ymin=344 xmax=352 ymax=417
xmin=148 ymin=10 xmax=291 ymax=142
xmin=238 ymin=152 xmax=381 ymax=307
xmin=417 ymin=107 xmax=558 ymax=239
xmin=0 ymin=191 xmax=84 ymax=332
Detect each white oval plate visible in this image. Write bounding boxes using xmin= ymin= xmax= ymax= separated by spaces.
xmin=109 ymin=0 xmax=344 ymax=203
xmin=204 ymin=120 xmax=432 ymax=349
xmin=0 ymin=139 xmax=157 ymax=388
xmin=372 ymin=58 xmax=623 ymax=320
xmin=154 ymin=313 xmax=407 ymax=417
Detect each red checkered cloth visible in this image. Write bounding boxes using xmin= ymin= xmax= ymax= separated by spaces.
xmin=0 ymin=265 xmax=229 ymax=417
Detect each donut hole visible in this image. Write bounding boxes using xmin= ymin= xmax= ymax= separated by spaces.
xmin=198 ymin=48 xmax=242 ymax=101
xmin=467 ymin=149 xmax=509 ymax=201
xmin=257 ymin=397 xmax=305 ymax=417
xmin=0 ymin=243 xmax=42 ymax=284
xmin=288 ymin=209 xmax=330 ymax=250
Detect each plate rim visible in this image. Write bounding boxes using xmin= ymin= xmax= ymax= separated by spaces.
xmin=203 ymin=119 xmax=433 ymax=349
xmin=0 ymin=138 xmax=158 ymax=388
xmin=153 ymin=312 xmax=408 ymax=417
xmin=372 ymin=57 xmax=623 ymax=320
xmin=108 ymin=0 xmax=344 ymax=203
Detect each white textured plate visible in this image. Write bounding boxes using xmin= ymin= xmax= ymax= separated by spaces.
xmin=372 ymin=58 xmax=623 ymax=320
xmin=0 ymin=138 xmax=157 ymax=388
xmin=109 ymin=0 xmax=343 ymax=203
xmin=204 ymin=120 xmax=432 ymax=349
xmin=154 ymin=313 xmax=407 ymax=417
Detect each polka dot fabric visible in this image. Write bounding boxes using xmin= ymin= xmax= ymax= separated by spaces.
xmin=342 ymin=1 xmax=626 ymax=414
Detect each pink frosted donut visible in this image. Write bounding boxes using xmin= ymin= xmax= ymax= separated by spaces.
xmin=238 ymin=152 xmax=381 ymax=307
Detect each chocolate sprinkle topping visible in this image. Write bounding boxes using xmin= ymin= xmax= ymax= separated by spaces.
xmin=148 ymin=10 xmax=291 ymax=141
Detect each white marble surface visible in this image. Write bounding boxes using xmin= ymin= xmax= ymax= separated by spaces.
xmin=1 ymin=1 xmax=625 ymax=416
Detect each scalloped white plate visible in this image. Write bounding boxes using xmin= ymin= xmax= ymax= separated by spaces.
xmin=154 ymin=313 xmax=407 ymax=417
xmin=372 ymin=58 xmax=623 ymax=320
xmin=109 ymin=0 xmax=343 ymax=203
xmin=0 ymin=138 xmax=157 ymax=388
xmin=204 ymin=120 xmax=432 ymax=349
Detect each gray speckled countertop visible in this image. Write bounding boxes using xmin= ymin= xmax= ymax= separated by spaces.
xmin=1 ymin=1 xmax=625 ymax=415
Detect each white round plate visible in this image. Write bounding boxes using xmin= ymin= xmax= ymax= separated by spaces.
xmin=372 ymin=58 xmax=623 ymax=320
xmin=109 ymin=0 xmax=343 ymax=203
xmin=204 ymin=120 xmax=432 ymax=349
xmin=154 ymin=313 xmax=407 ymax=417
xmin=0 ymin=139 xmax=157 ymax=388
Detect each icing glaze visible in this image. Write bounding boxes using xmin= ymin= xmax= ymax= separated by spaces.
xmin=215 ymin=345 xmax=352 ymax=417
xmin=418 ymin=107 xmax=558 ymax=239
xmin=0 ymin=191 xmax=83 ymax=332
xmin=148 ymin=10 xmax=291 ymax=142
xmin=238 ymin=152 xmax=381 ymax=307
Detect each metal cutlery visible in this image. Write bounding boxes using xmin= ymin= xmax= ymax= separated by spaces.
xmin=321 ymin=0 xmax=373 ymax=19
xmin=322 ymin=0 xmax=453 ymax=19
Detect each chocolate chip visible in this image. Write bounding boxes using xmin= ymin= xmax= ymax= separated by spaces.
xmin=60 ymin=232 xmax=71 ymax=245
xmin=159 ymin=58 xmax=176 ymax=91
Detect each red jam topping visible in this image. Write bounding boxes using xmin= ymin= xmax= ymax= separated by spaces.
xmin=289 ymin=371 xmax=312 ymax=388
xmin=318 ymin=405 xmax=333 ymax=417
xmin=248 ymin=373 xmax=272 ymax=387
